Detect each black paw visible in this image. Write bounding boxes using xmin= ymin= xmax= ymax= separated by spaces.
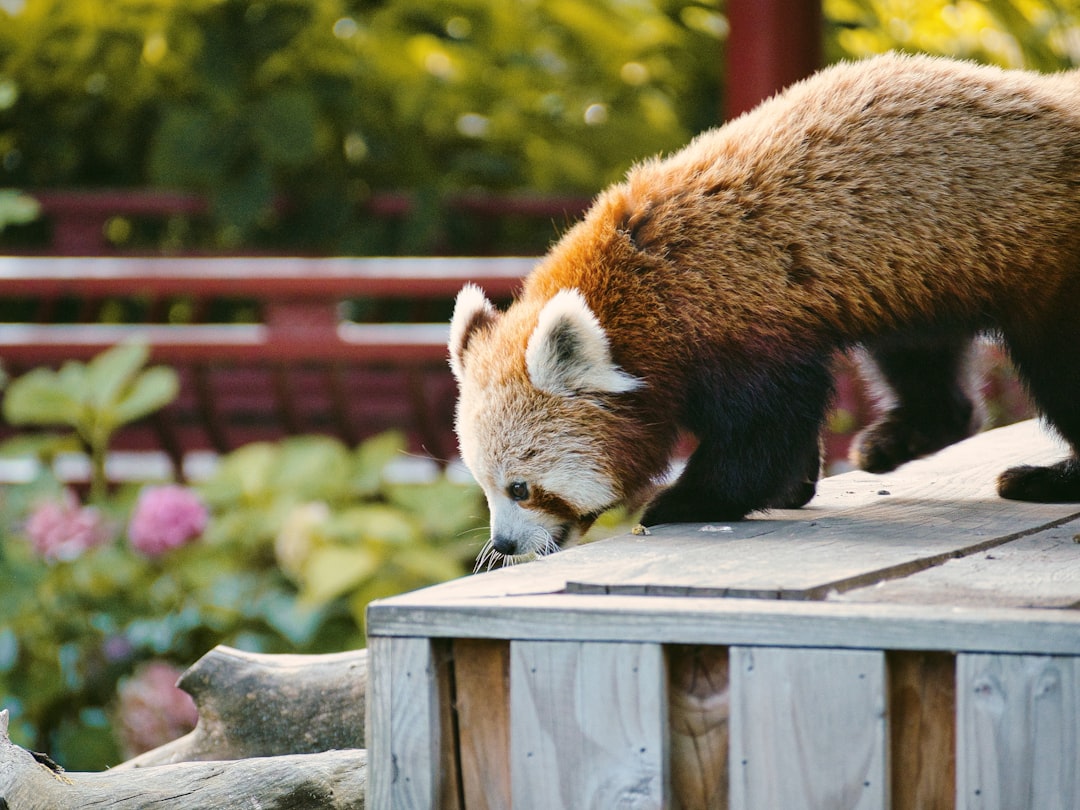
xmin=768 ymin=477 xmax=817 ymax=510
xmin=997 ymin=459 xmax=1080 ymax=503
xmin=852 ymin=407 xmax=976 ymax=473
xmin=641 ymin=489 xmax=749 ymax=526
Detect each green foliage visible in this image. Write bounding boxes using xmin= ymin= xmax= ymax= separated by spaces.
xmin=0 ymin=0 xmax=723 ymax=253
xmin=0 ymin=427 xmax=485 ymax=771
xmin=0 ymin=189 xmax=39 ymax=231
xmin=2 ymin=342 xmax=178 ymax=502
xmin=198 ymin=430 xmax=481 ymax=626
xmin=824 ymin=0 xmax=1080 ymax=70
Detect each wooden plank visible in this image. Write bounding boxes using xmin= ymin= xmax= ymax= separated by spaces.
xmin=729 ymin=646 xmax=888 ymax=810
xmin=365 ymin=636 xmax=394 ymax=810
xmin=383 ymin=422 xmax=1079 ymax=604
xmin=368 ymin=591 xmax=1080 ymax=656
xmin=833 ymin=518 xmax=1080 ymax=608
xmin=365 ymin=637 xmax=443 ymax=809
xmin=888 ymin=651 xmax=955 ymax=810
xmin=956 ymin=653 xmax=1080 ymax=810
xmin=668 ymin=645 xmax=729 ymax=810
xmin=453 ymin=639 xmax=511 ymax=810
xmin=509 ymin=640 xmax=668 ymax=809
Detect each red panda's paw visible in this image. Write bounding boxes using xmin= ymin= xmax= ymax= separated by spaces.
xmin=768 ymin=477 xmax=818 ymax=510
xmin=851 ymin=408 xmax=976 ymax=474
xmin=997 ymin=458 xmax=1080 ymax=503
xmin=641 ymin=489 xmax=751 ymax=527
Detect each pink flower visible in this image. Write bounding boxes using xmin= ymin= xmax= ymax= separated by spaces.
xmin=128 ymin=485 xmax=208 ymax=557
xmin=24 ymin=490 xmax=113 ymax=562
xmin=115 ymin=660 xmax=198 ymax=758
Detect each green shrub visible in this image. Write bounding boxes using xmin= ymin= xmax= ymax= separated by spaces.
xmin=0 ymin=425 xmax=484 ymax=770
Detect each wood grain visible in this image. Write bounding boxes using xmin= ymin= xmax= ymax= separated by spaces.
xmin=369 ymin=593 xmax=1080 ymax=656
xmin=888 ymin=651 xmax=955 ymax=810
xmin=453 ymin=639 xmax=512 ymax=810
xmin=956 ymin=653 xmax=1080 ymax=810
xmin=668 ymin=645 xmax=730 ymax=810
xmin=509 ymin=640 xmax=668 ymax=809
xmin=365 ymin=637 xmax=441 ymax=809
xmin=729 ymin=646 xmax=888 ymax=810
xmin=834 ymin=518 xmax=1080 ymax=608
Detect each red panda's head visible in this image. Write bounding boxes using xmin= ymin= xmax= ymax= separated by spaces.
xmin=449 ymin=283 xmax=646 ymax=564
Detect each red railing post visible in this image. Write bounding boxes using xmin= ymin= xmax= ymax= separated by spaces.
xmin=725 ymin=0 xmax=823 ymax=120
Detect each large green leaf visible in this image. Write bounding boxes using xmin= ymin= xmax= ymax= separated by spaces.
xmin=109 ymin=366 xmax=180 ymax=427
xmin=2 ymin=367 xmax=82 ymax=426
xmin=85 ymin=341 xmax=149 ymax=411
xmin=350 ymin=430 xmax=407 ymax=498
xmin=300 ymin=545 xmax=381 ymax=606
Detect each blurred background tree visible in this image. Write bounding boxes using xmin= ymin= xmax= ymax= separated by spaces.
xmin=0 ymin=0 xmax=724 ymax=253
xmin=2 ymin=0 xmax=1073 ymax=254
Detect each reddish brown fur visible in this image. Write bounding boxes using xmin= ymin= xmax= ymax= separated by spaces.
xmin=454 ymin=53 xmax=1080 ymax=550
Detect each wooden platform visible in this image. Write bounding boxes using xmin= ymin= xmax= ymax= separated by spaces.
xmin=365 ymin=419 xmax=1080 ymax=809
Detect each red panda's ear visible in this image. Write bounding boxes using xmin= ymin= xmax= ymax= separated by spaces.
xmin=449 ymin=284 xmax=498 ymax=381
xmin=526 ymin=289 xmax=641 ymax=396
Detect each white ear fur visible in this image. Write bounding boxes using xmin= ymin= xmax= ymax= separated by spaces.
xmin=449 ymin=284 xmax=497 ymax=381
xmin=526 ymin=289 xmax=641 ymax=396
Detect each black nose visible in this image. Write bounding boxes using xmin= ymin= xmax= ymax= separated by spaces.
xmin=491 ymin=534 xmax=519 ymax=556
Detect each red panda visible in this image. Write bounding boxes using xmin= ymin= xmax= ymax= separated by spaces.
xmin=449 ymin=53 xmax=1080 ymax=560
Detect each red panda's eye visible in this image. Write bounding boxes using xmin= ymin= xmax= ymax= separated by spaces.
xmin=508 ymin=481 xmax=530 ymax=502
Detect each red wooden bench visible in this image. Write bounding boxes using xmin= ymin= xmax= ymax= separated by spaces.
xmin=0 ymin=256 xmax=535 ymax=478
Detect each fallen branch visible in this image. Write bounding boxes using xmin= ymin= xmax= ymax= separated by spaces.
xmin=0 ymin=709 xmax=366 ymax=810
xmin=116 ymin=644 xmax=367 ymax=769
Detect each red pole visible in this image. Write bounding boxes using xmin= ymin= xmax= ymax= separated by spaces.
xmin=725 ymin=0 xmax=823 ymax=120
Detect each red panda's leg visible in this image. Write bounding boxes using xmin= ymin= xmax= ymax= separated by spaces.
xmin=642 ymin=359 xmax=831 ymax=524
xmin=998 ymin=324 xmax=1080 ymax=503
xmin=851 ymin=333 xmax=980 ymax=473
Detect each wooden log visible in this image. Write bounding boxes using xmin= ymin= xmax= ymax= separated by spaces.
xmin=0 ymin=709 xmax=366 ymax=810
xmin=116 ymin=644 xmax=367 ymax=769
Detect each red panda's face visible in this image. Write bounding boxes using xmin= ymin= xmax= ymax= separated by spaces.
xmin=449 ymin=285 xmax=642 ymax=564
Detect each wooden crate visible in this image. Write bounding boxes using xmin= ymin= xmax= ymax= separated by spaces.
xmin=366 ymin=420 xmax=1080 ymax=809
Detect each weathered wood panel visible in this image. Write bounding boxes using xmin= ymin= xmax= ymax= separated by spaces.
xmin=509 ymin=640 xmax=668 ymax=809
xmin=729 ymin=646 xmax=888 ymax=810
xmin=369 ymin=592 xmax=1080 ymax=657
xmin=888 ymin=651 xmax=955 ymax=810
xmin=956 ymin=653 xmax=1080 ymax=810
xmin=668 ymin=645 xmax=729 ymax=810
xmin=835 ymin=518 xmax=1080 ymax=608
xmin=365 ymin=637 xmax=443 ymax=810
xmin=454 ymin=639 xmax=512 ymax=810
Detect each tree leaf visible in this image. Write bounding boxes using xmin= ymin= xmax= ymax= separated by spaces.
xmin=350 ymin=430 xmax=407 ymax=497
xmin=109 ymin=366 xmax=179 ymax=427
xmin=85 ymin=341 xmax=149 ymax=410
xmin=299 ymin=545 xmax=381 ymax=606
xmin=2 ymin=367 xmax=82 ymax=427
